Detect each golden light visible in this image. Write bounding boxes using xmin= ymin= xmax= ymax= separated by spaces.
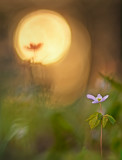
xmin=33 ymin=18 xmax=91 ymax=105
xmin=14 ymin=10 xmax=71 ymax=65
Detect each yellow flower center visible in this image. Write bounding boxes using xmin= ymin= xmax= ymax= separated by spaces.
xmin=97 ymin=98 xmax=101 ymax=101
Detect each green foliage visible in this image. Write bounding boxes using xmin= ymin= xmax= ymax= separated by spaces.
xmin=86 ymin=112 xmax=116 ymax=129
xmin=89 ymin=117 xmax=100 ymax=129
xmin=97 ymin=113 xmax=103 ymax=120
xmin=105 ymin=114 xmax=116 ymax=125
xmin=102 ymin=114 xmax=116 ymax=128
xmin=86 ymin=112 xmax=99 ymax=121
xmin=102 ymin=116 xmax=108 ymax=128
xmin=0 ymin=70 xmax=121 ymax=159
xmin=86 ymin=112 xmax=102 ymax=129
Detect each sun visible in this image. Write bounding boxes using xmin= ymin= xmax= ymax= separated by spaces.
xmin=14 ymin=10 xmax=71 ymax=65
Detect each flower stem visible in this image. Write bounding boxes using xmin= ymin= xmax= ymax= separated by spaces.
xmin=100 ymin=103 xmax=102 ymax=157
xmin=100 ymin=119 xmax=103 ymax=157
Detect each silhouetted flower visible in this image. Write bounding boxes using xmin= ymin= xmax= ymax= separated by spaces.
xmin=25 ymin=43 xmax=43 ymax=52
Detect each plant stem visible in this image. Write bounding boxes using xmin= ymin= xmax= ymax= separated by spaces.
xmin=100 ymin=103 xmax=102 ymax=157
xmin=100 ymin=119 xmax=102 ymax=157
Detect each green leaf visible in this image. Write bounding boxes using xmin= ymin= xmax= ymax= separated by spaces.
xmin=89 ymin=116 xmax=100 ymax=129
xmin=86 ymin=112 xmax=102 ymax=129
xmin=98 ymin=113 xmax=103 ymax=120
xmin=86 ymin=112 xmax=104 ymax=129
xmin=105 ymin=114 xmax=116 ymax=125
xmin=102 ymin=116 xmax=108 ymax=128
xmin=86 ymin=112 xmax=99 ymax=122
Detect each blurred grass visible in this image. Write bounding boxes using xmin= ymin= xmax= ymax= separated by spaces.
xmin=0 ymin=70 xmax=122 ymax=160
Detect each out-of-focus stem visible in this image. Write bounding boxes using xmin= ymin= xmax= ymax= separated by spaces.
xmin=100 ymin=119 xmax=102 ymax=157
xmin=28 ymin=49 xmax=36 ymax=85
xmin=28 ymin=64 xmax=34 ymax=85
xmin=100 ymin=103 xmax=102 ymax=157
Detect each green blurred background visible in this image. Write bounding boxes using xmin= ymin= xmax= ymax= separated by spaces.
xmin=0 ymin=0 xmax=121 ymax=160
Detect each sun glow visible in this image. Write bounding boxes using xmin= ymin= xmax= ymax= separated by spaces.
xmin=14 ymin=10 xmax=71 ymax=65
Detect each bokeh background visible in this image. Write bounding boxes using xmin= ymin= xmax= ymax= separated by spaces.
xmin=0 ymin=0 xmax=121 ymax=160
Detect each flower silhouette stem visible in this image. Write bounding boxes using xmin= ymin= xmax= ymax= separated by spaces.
xmin=28 ymin=65 xmax=34 ymax=85
xmin=33 ymin=49 xmax=35 ymax=63
xmin=100 ymin=103 xmax=102 ymax=157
